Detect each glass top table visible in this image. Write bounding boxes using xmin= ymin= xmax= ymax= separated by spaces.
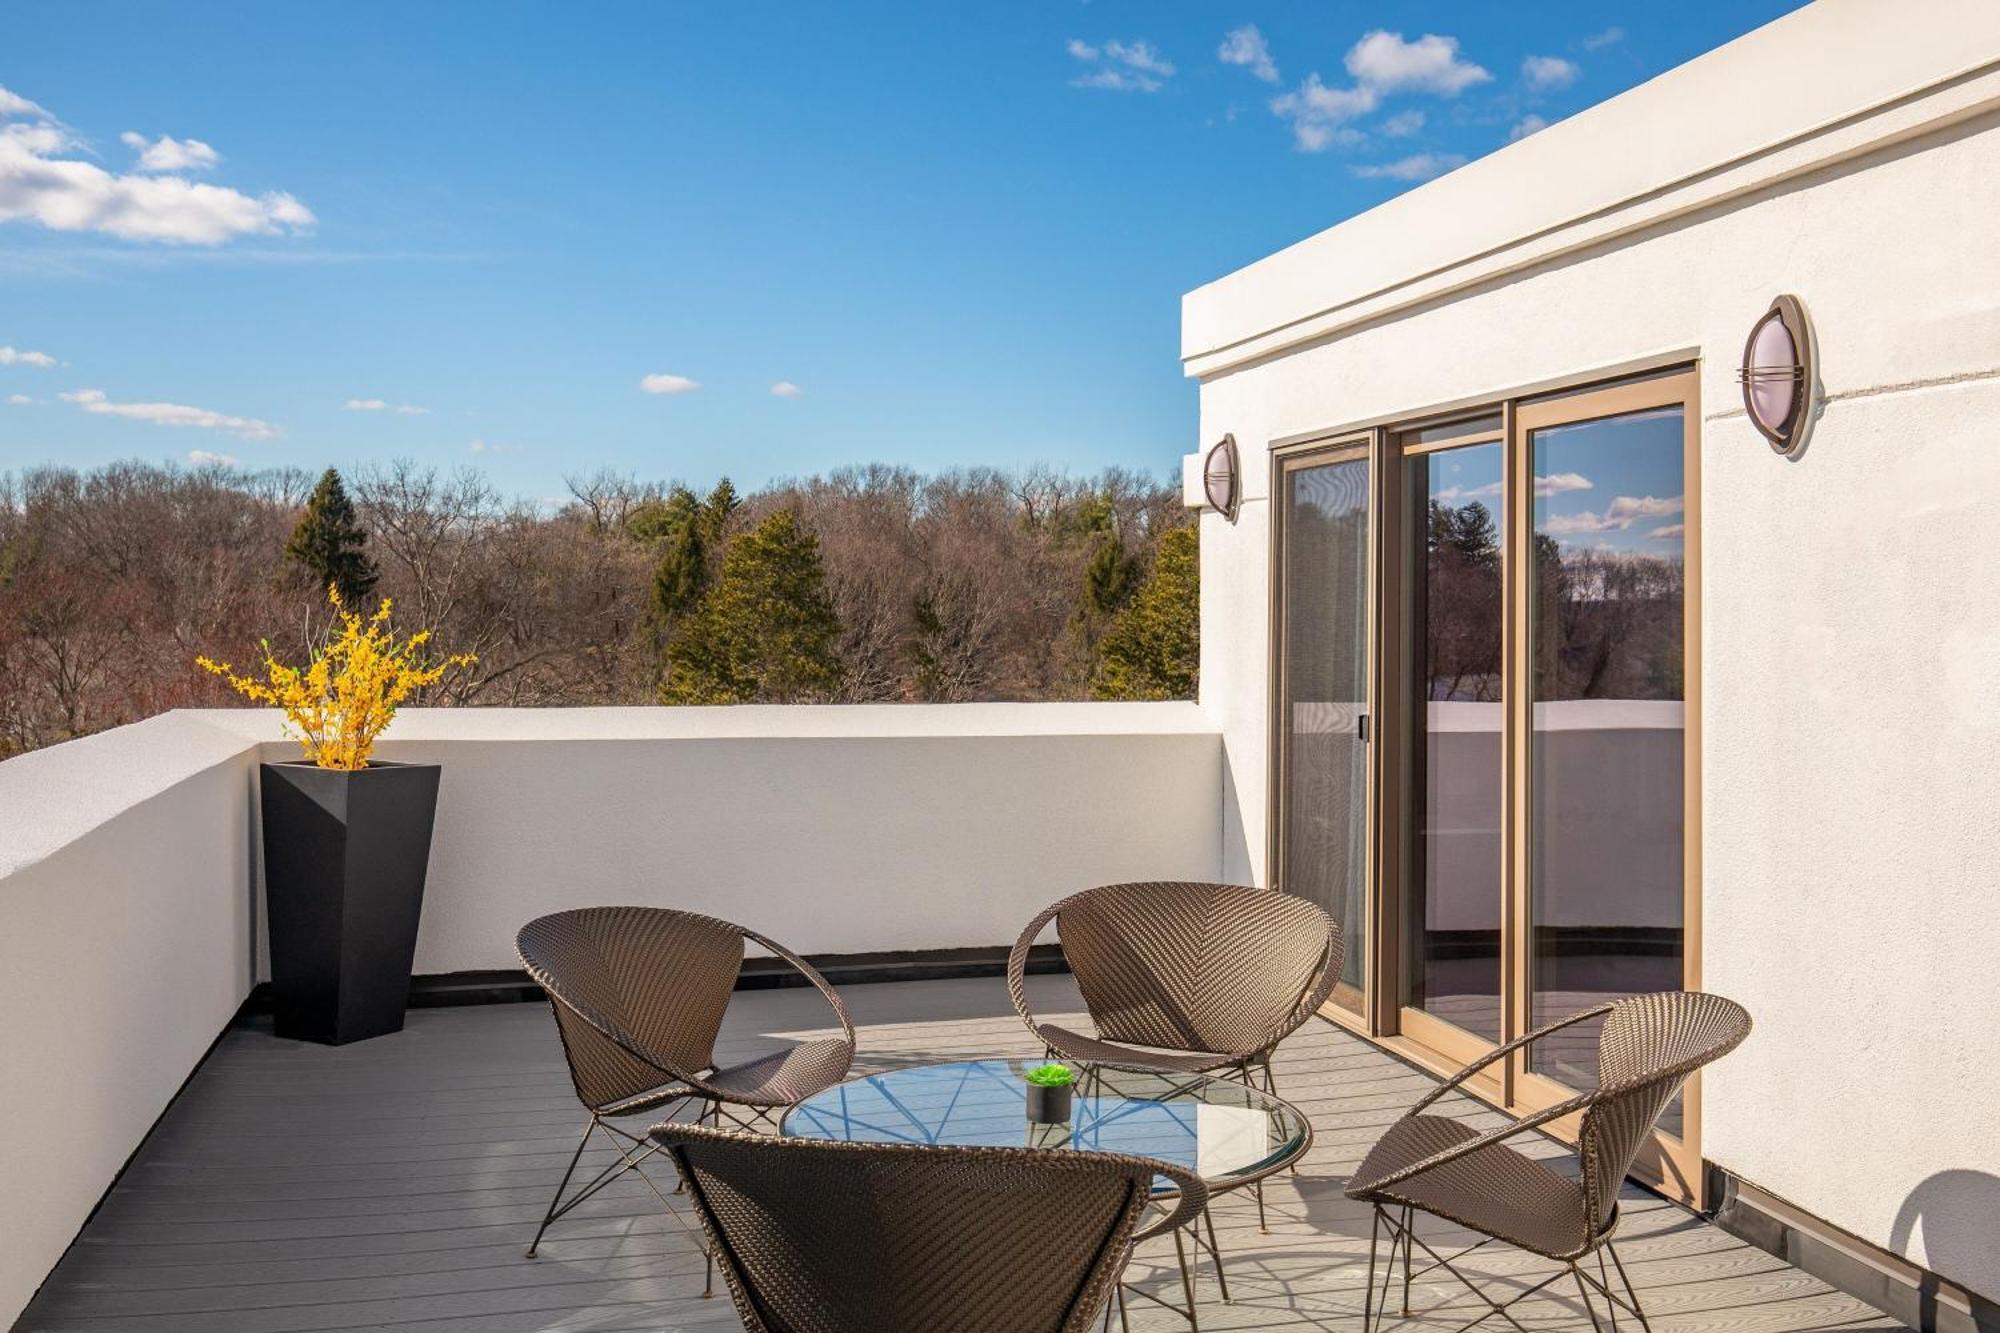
xmin=780 ymin=1060 xmax=1310 ymax=1195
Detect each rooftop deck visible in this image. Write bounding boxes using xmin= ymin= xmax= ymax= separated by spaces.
xmin=17 ymin=976 xmax=1897 ymax=1333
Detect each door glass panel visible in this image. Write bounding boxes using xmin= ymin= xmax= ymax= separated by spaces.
xmin=1403 ymin=443 xmax=1504 ymax=1041
xmin=1528 ymin=406 xmax=1686 ymax=1128
xmin=1281 ymin=455 xmax=1371 ymax=1009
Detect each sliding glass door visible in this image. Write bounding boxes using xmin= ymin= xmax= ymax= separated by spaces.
xmin=1273 ymin=442 xmax=1372 ymax=1015
xmin=1270 ymin=367 xmax=1702 ymax=1197
xmin=1400 ymin=421 xmax=1507 ymax=1054
xmin=1515 ymin=376 xmax=1697 ymax=1164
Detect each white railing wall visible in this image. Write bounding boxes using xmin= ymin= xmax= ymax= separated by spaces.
xmin=0 ymin=702 xmax=1223 ymax=1325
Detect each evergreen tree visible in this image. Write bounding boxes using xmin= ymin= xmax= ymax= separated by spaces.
xmin=1083 ymin=531 xmax=1143 ymax=617
xmin=660 ymin=508 xmax=843 ymax=704
xmin=1092 ymin=524 xmax=1198 ymax=701
xmin=646 ymin=478 xmax=744 ymax=632
xmin=284 ymin=468 xmax=378 ymax=605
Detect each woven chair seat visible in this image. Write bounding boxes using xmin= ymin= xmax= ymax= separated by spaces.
xmin=703 ymin=1037 xmax=855 ymax=1106
xmin=1350 ymin=1114 xmax=1591 ymax=1259
xmin=1035 ymin=1023 xmax=1237 ymax=1074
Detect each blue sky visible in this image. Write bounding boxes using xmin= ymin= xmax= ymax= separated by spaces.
xmin=0 ymin=2 xmax=1802 ymax=500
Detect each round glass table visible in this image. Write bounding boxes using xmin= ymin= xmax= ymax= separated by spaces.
xmin=779 ymin=1059 xmax=1311 ymax=1196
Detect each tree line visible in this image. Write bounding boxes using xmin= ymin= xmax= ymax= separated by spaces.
xmin=0 ymin=458 xmax=1198 ymax=759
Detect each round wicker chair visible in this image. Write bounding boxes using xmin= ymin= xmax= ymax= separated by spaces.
xmin=515 ymin=906 xmax=856 ymax=1260
xmin=652 ymin=1122 xmax=1207 ymax=1333
xmin=1006 ymin=880 xmax=1342 ymax=1295
xmin=1346 ymin=990 xmax=1752 ymax=1333
xmin=1006 ymin=881 xmax=1344 ymax=1088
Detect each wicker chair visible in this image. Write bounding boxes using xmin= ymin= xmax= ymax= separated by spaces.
xmin=651 ymin=1122 xmax=1207 ymax=1333
xmin=1007 ymin=882 xmax=1344 ymax=1092
xmin=1007 ymin=880 xmax=1341 ymax=1295
xmin=515 ymin=906 xmax=856 ymax=1260
xmin=1346 ymin=991 xmax=1751 ymax=1333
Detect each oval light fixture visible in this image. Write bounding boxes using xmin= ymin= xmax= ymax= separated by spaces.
xmin=1739 ymin=294 xmax=1815 ymax=456
xmin=1203 ymin=434 xmax=1240 ymax=521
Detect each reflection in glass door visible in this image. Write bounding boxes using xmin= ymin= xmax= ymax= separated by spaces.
xmin=1403 ymin=438 xmax=1505 ymax=1043
xmin=1523 ymin=396 xmax=1691 ymax=1133
xmin=1276 ymin=448 xmax=1371 ymax=1013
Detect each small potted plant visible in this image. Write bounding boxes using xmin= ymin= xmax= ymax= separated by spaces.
xmin=1023 ymin=1062 xmax=1077 ymax=1123
xmin=199 ymin=589 xmax=473 ymax=1045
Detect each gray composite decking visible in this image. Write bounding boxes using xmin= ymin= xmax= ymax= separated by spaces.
xmin=16 ymin=975 xmax=1899 ymax=1333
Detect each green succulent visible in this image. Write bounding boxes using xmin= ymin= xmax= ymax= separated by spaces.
xmin=1023 ymin=1062 xmax=1076 ymax=1088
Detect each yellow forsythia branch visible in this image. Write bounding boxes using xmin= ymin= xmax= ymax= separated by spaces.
xmin=196 ymin=587 xmax=476 ymax=770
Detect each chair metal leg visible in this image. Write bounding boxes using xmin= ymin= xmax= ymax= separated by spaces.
xmin=1364 ymin=1205 xmax=1384 ymax=1333
xmin=526 ymin=1115 xmax=598 ymax=1257
xmin=1572 ymin=1264 xmax=1609 ymax=1333
xmin=1401 ymin=1204 xmax=1415 ymax=1315
xmin=1171 ymin=1226 xmax=1202 ymax=1333
xmin=1199 ymin=1203 xmax=1231 ymax=1302
xmin=1605 ymin=1242 xmax=1653 ymax=1333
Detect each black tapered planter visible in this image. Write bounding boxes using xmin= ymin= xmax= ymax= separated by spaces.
xmin=260 ymin=761 xmax=440 ymax=1045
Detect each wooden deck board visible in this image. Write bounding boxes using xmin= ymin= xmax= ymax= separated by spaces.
xmin=14 ymin=977 xmax=1899 ymax=1333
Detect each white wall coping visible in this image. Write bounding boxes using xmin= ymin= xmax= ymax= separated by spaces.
xmin=1181 ymin=0 xmax=2000 ymax=379
xmin=0 ymin=713 xmax=261 ymax=883
xmin=1 ymin=703 xmax=1220 ymax=882
xmin=180 ymin=701 xmax=1217 ymax=744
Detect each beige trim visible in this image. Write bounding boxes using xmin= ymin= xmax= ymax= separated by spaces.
xmin=1267 ymin=348 xmax=1701 ymax=453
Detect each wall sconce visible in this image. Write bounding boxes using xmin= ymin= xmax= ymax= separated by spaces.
xmin=1203 ymin=434 xmax=1240 ymax=521
xmin=1739 ymin=294 xmax=1816 ymax=456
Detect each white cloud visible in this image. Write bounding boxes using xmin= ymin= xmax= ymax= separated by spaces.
xmin=1345 ymin=31 xmax=1490 ymax=97
xmin=1650 ymin=523 xmax=1685 ymax=541
xmin=58 ymin=387 xmax=279 ymax=440
xmin=467 ymin=437 xmax=521 ymax=455
xmin=640 ymin=373 xmax=700 ymax=396
xmin=1582 ymin=27 xmax=1625 ymax=51
xmin=1379 ymin=109 xmax=1425 ymax=137
xmin=120 ymin=131 xmax=220 ymax=173
xmin=1534 ymin=472 xmax=1593 ymax=497
xmin=1522 ymin=55 xmax=1579 ymax=92
xmin=345 ymin=397 xmax=430 ymax=415
xmin=1068 ymin=37 xmax=1175 ymax=93
xmin=1270 ymin=75 xmax=1376 ymax=152
xmin=6 ymin=393 xmax=31 ymax=405
xmin=1510 ymin=114 xmax=1550 ymax=142
xmin=769 ymin=380 xmax=802 ymax=398
xmin=1219 ymin=26 xmax=1280 ymax=83
xmin=1271 ymin=30 xmax=1487 ymax=152
xmin=1544 ymin=494 xmax=1685 ymax=534
xmin=0 ymin=86 xmax=50 ymax=120
xmin=1435 ymin=472 xmax=1592 ymax=505
xmin=187 ymin=449 xmax=237 ymax=467
xmin=1353 ymin=152 xmax=1467 ymax=182
xmin=0 ymin=345 xmax=56 ymax=367
xmin=0 ymin=89 xmax=313 ymax=245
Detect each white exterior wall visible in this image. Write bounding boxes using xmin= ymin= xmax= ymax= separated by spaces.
xmin=1184 ymin=0 xmax=2000 ymax=1298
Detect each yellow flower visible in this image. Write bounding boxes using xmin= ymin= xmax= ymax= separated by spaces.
xmin=196 ymin=586 xmax=476 ymax=770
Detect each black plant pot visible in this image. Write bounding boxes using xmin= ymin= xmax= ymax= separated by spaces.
xmin=1024 ymin=1082 xmax=1074 ymax=1124
xmin=260 ymin=761 xmax=440 ymax=1045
